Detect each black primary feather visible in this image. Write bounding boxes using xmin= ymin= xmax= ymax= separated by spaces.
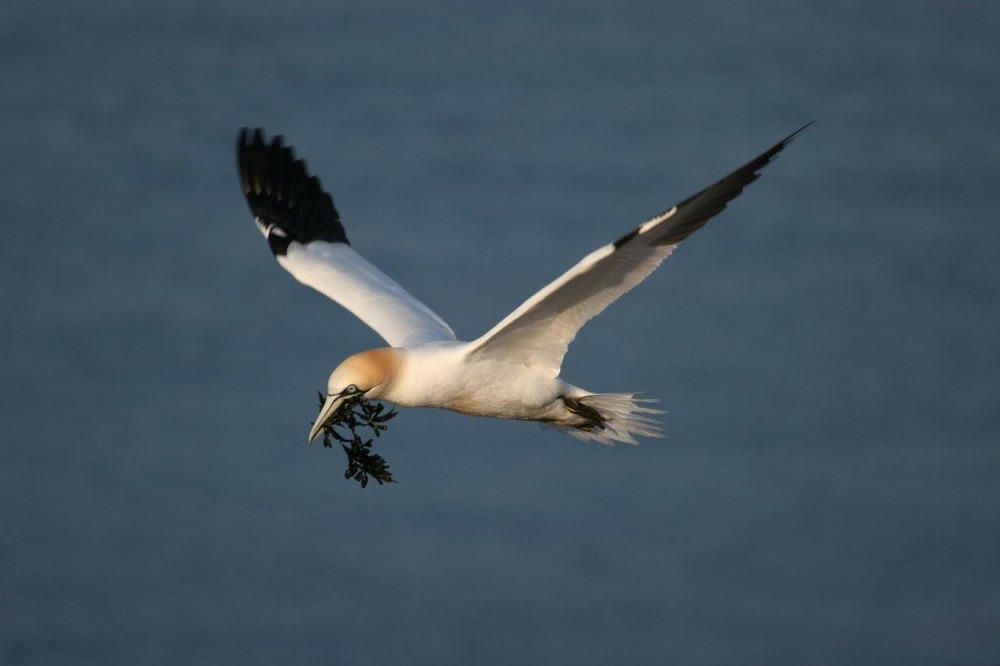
xmin=237 ymin=128 xmax=349 ymax=255
xmin=613 ymin=122 xmax=813 ymax=250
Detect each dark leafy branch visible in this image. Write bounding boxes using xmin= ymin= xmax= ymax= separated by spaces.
xmin=314 ymin=392 xmax=398 ymax=488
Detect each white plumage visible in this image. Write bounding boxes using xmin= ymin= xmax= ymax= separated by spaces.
xmin=237 ymin=125 xmax=806 ymax=445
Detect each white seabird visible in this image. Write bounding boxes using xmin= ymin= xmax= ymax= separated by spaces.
xmin=237 ymin=125 xmax=806 ymax=445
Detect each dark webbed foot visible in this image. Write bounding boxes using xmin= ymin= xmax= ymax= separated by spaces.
xmin=561 ymin=395 xmax=607 ymax=431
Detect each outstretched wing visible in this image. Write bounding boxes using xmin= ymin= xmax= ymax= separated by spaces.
xmin=237 ymin=128 xmax=456 ymax=348
xmin=468 ymin=125 xmax=809 ymax=376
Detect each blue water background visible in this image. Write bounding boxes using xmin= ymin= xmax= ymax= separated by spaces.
xmin=2 ymin=1 xmax=999 ymax=664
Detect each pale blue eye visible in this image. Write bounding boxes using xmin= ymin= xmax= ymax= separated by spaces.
xmin=344 ymin=384 xmax=358 ymax=395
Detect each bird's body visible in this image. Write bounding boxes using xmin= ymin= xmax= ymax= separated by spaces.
xmin=305 ymin=340 xmax=660 ymax=444
xmin=360 ymin=344 xmax=566 ymax=420
xmin=237 ymin=126 xmax=806 ymax=445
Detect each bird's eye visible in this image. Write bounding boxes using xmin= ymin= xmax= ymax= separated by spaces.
xmin=343 ymin=384 xmax=358 ymax=395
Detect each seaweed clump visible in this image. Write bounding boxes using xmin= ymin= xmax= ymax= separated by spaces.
xmin=313 ymin=392 xmax=398 ymax=488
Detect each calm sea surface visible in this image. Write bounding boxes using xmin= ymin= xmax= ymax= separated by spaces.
xmin=2 ymin=2 xmax=999 ymax=664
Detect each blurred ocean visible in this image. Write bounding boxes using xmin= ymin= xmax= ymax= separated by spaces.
xmin=2 ymin=1 xmax=998 ymax=664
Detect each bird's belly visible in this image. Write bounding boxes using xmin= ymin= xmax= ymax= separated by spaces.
xmin=387 ymin=356 xmax=566 ymax=421
xmin=437 ymin=386 xmax=563 ymax=421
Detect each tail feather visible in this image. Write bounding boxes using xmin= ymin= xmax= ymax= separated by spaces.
xmin=551 ymin=393 xmax=664 ymax=445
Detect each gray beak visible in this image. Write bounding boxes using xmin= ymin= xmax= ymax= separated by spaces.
xmin=308 ymin=394 xmax=347 ymax=442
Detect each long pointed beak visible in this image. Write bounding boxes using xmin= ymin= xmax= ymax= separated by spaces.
xmin=308 ymin=394 xmax=346 ymax=442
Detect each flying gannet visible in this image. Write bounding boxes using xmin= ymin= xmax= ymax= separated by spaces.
xmin=237 ymin=125 xmax=806 ymax=445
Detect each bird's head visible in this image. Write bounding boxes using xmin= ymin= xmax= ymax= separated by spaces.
xmin=307 ymin=348 xmax=401 ymax=442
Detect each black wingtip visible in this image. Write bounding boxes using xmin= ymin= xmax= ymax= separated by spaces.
xmin=237 ymin=128 xmax=349 ymax=254
xmin=641 ymin=124 xmax=810 ymax=247
xmin=775 ymin=120 xmax=814 ymax=153
xmin=746 ymin=121 xmax=814 ymax=172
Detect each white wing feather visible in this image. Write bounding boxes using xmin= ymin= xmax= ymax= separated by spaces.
xmin=467 ymin=208 xmax=679 ymax=376
xmin=276 ymin=239 xmax=455 ymax=348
